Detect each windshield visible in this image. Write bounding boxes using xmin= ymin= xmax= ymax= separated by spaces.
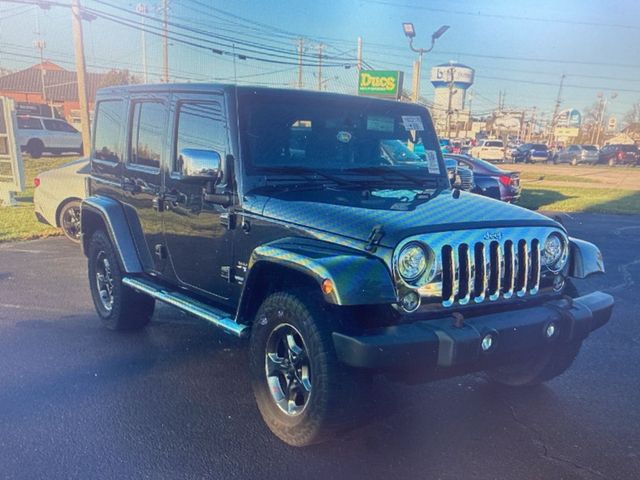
xmin=531 ymin=144 xmax=547 ymax=150
xmin=485 ymin=141 xmax=503 ymax=147
xmin=581 ymin=145 xmax=597 ymax=151
xmin=238 ymin=90 xmax=444 ymax=186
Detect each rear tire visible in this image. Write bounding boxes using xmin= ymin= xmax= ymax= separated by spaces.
xmin=249 ymin=290 xmax=370 ymax=446
xmin=57 ymin=200 xmax=82 ymax=243
xmin=27 ymin=139 xmax=44 ymax=159
xmin=87 ymin=230 xmax=154 ymax=330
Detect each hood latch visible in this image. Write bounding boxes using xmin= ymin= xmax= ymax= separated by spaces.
xmin=365 ymin=224 xmax=385 ymax=253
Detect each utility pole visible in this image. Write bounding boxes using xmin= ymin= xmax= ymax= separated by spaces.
xmin=549 ymin=74 xmax=565 ymax=145
xmin=317 ymin=43 xmax=324 ymax=91
xmin=33 ymin=11 xmax=47 ymax=105
xmin=136 ymin=3 xmax=148 ymax=83
xmin=356 ymin=36 xmax=363 ymax=71
xmin=446 ymin=65 xmax=457 ymax=139
xmin=71 ymin=0 xmax=91 ymax=156
xmin=296 ymin=38 xmax=304 ymax=89
xmin=162 ymin=0 xmax=169 ymax=83
xmin=411 ymin=57 xmax=422 ymax=103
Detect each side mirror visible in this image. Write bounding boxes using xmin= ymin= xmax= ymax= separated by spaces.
xmin=179 ymin=148 xmax=221 ymax=181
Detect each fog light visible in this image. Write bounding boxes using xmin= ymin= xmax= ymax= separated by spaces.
xmin=400 ymin=292 xmax=420 ymax=312
xmin=553 ymin=275 xmax=565 ymax=292
xmin=545 ymin=323 xmax=557 ymax=338
xmin=481 ymin=334 xmax=494 ymax=352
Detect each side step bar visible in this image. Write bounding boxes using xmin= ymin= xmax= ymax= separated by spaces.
xmin=122 ymin=277 xmax=249 ymax=338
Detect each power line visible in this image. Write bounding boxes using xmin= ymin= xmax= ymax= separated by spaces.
xmin=360 ymin=0 xmax=640 ymax=31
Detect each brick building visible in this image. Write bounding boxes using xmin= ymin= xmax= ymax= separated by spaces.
xmin=0 ymin=61 xmax=105 ymax=125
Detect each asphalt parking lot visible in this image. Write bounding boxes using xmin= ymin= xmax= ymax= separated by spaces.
xmin=0 ymin=212 xmax=639 ymax=480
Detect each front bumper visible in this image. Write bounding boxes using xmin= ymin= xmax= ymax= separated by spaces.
xmin=333 ymin=292 xmax=613 ymax=370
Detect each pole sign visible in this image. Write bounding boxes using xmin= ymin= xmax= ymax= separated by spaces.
xmin=358 ymin=70 xmax=403 ymax=99
xmin=0 ymin=97 xmax=25 ymax=206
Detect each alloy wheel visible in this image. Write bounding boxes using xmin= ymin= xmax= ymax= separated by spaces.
xmin=95 ymin=251 xmax=114 ymax=312
xmin=265 ymin=323 xmax=312 ymax=416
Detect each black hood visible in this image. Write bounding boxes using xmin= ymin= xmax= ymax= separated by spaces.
xmin=255 ymin=188 xmax=559 ymax=248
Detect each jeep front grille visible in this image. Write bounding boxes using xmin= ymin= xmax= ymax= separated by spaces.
xmin=440 ymin=238 xmax=541 ymax=307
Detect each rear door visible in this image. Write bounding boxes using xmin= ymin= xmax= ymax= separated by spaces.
xmin=162 ymin=92 xmax=236 ymax=301
xmin=122 ymin=95 xmax=168 ymax=273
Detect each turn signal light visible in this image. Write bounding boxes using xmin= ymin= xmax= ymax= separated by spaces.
xmin=321 ymin=279 xmax=334 ymax=295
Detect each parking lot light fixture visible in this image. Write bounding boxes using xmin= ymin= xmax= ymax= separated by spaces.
xmin=402 ymin=23 xmax=450 ymax=104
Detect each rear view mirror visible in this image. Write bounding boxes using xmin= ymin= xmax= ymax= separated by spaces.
xmin=178 ymin=148 xmax=221 ymax=180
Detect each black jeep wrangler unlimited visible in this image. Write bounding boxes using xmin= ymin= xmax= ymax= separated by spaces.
xmin=81 ymin=84 xmax=613 ymax=446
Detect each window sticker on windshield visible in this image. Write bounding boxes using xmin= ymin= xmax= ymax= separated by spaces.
xmin=367 ymin=115 xmax=395 ymax=132
xmin=336 ymin=131 xmax=352 ymax=143
xmin=401 ymin=115 xmax=424 ymax=131
xmin=424 ymin=150 xmax=440 ymax=174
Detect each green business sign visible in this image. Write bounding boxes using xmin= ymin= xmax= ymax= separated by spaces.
xmin=358 ymin=70 xmax=403 ymax=98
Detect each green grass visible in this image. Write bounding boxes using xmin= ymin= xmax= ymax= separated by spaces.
xmin=519 ymin=172 xmax=601 ymax=184
xmin=518 ymin=186 xmax=640 ymax=215
xmin=0 ymin=156 xmax=79 ymax=243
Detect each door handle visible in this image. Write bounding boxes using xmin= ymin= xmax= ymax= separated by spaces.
xmin=122 ymin=180 xmax=141 ymax=193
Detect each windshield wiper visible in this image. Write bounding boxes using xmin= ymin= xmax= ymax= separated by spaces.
xmin=343 ymin=166 xmax=438 ymax=189
xmin=259 ymin=166 xmax=353 ymax=187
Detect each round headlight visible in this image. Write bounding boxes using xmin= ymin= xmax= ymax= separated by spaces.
xmin=543 ymin=233 xmax=567 ymax=272
xmin=397 ymin=243 xmax=427 ymax=282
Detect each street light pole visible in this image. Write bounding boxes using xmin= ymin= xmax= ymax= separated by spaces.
xmin=402 ymin=23 xmax=449 ymax=104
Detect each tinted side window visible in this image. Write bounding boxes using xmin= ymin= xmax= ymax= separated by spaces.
xmin=174 ymin=101 xmax=225 ymax=173
xmin=130 ymin=102 xmax=165 ymax=170
xmin=94 ymin=100 xmax=124 ymax=162
xmin=18 ymin=117 xmax=42 ymax=130
xmin=43 ymin=119 xmax=60 ymax=131
xmin=57 ymin=121 xmax=78 ymax=133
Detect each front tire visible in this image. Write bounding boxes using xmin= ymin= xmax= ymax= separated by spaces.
xmin=87 ymin=230 xmax=154 ymax=330
xmin=27 ymin=139 xmax=44 ymax=159
xmin=249 ymin=291 xmax=369 ymax=446
xmin=485 ymin=340 xmax=583 ymax=387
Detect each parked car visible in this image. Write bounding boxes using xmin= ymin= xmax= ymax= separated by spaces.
xmin=439 ymin=138 xmax=452 ymax=153
xmin=444 ymin=157 xmax=474 ymax=191
xmin=16 ymin=115 xmax=83 ymax=158
xmin=597 ymin=144 xmax=639 ymax=166
xmin=554 ymin=144 xmax=599 ymax=165
xmin=445 ymin=153 xmax=521 ymax=202
xmin=81 ymin=83 xmax=612 ymax=447
xmin=469 ymin=139 xmax=505 ymax=162
xmin=513 ymin=143 xmax=550 ymax=163
xmin=33 ymin=158 xmax=88 ymax=242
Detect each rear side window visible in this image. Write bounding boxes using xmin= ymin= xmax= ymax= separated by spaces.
xmin=174 ymin=101 xmax=226 ymax=173
xmin=620 ymin=145 xmax=638 ymax=152
xmin=130 ymin=102 xmax=166 ymax=170
xmin=93 ymin=100 xmax=124 ymax=162
xmin=18 ymin=117 xmax=42 ymax=130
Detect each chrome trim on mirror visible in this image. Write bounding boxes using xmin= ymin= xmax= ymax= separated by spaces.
xmin=178 ymin=148 xmax=221 ymax=180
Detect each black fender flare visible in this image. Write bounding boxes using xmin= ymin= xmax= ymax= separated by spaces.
xmin=239 ymin=237 xmax=397 ymax=313
xmin=80 ymin=196 xmax=150 ymax=273
xmin=568 ymin=237 xmax=605 ymax=279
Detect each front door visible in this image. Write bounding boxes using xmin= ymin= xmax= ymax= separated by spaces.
xmin=162 ymin=93 xmax=235 ymax=301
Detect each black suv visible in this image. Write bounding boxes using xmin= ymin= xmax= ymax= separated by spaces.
xmin=598 ymin=144 xmax=639 ymax=166
xmin=81 ymin=84 xmax=613 ymax=446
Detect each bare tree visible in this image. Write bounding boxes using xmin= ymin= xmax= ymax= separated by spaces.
xmin=99 ymin=69 xmax=140 ymax=88
xmin=622 ymin=101 xmax=640 ymax=128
